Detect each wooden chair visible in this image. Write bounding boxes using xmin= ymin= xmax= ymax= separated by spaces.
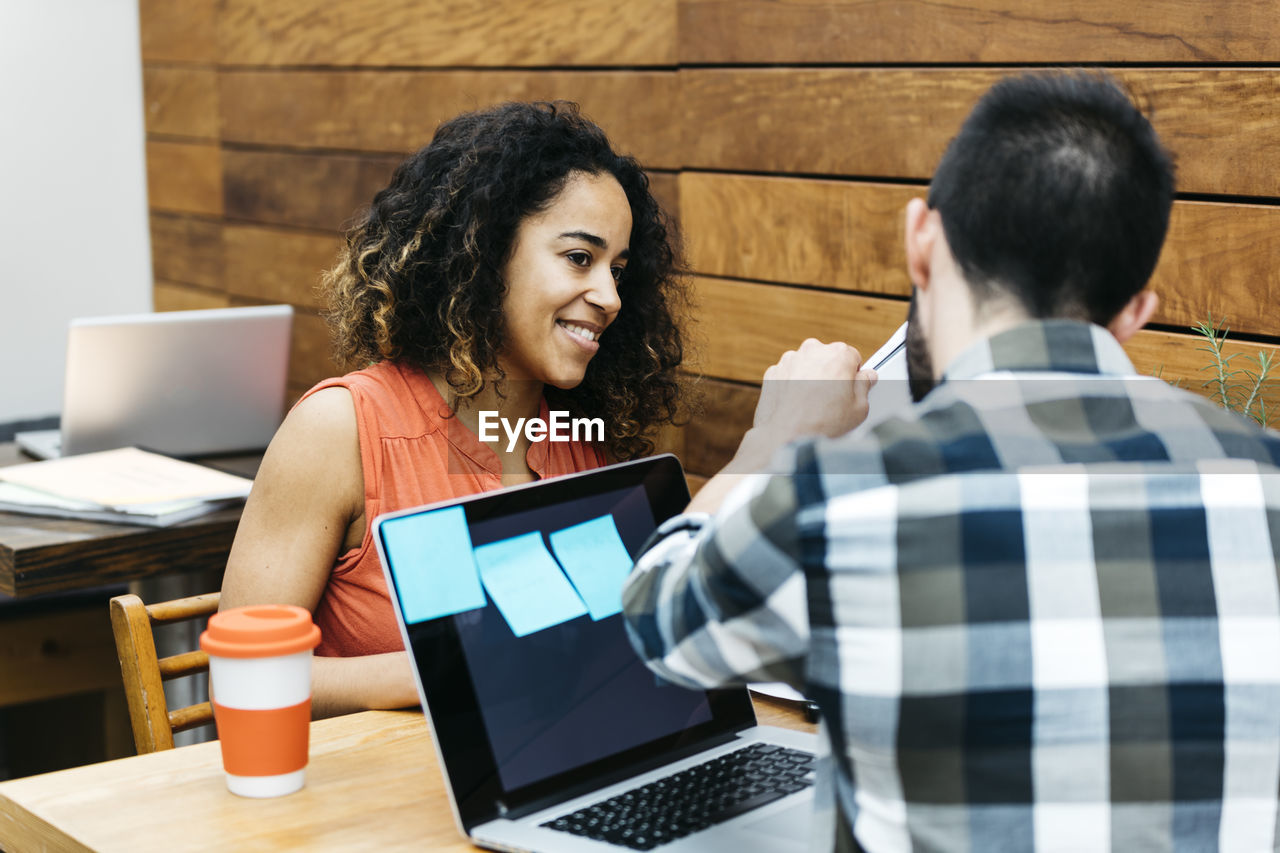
xmin=108 ymin=591 xmax=220 ymax=754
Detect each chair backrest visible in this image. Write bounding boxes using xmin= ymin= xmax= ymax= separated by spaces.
xmin=108 ymin=591 xmax=220 ymax=754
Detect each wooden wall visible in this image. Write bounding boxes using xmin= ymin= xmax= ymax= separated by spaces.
xmin=138 ymin=1 xmax=1280 ymax=485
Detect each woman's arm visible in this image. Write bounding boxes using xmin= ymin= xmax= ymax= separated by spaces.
xmin=219 ymin=386 xmax=418 ymax=718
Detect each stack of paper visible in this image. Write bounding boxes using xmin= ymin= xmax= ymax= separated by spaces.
xmin=0 ymin=447 xmax=254 ymax=527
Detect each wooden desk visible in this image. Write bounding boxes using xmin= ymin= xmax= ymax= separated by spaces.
xmin=0 ymin=697 xmax=816 ymax=852
xmin=0 ymin=443 xmax=256 ymax=599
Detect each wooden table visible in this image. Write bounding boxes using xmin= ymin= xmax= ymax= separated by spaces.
xmin=0 ymin=696 xmax=816 ymax=852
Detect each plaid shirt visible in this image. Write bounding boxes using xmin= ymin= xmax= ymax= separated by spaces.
xmin=622 ymin=320 xmax=1280 ymax=852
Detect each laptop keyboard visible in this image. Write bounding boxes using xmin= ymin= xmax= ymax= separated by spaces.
xmin=541 ymin=742 xmax=815 ymax=850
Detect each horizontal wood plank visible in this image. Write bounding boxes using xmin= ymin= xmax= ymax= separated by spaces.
xmin=692 ymin=275 xmax=1280 ymax=392
xmin=680 ymin=68 xmax=1280 ymax=197
xmin=142 ymin=67 xmax=219 ymax=140
xmin=153 ymin=282 xmax=230 ymax=313
xmin=223 ymin=224 xmax=342 ymax=309
xmin=681 ymin=173 xmax=914 ymax=296
xmin=647 ymin=171 xmax=680 ymax=233
xmin=145 ymin=141 xmax=223 ymax=217
xmin=1130 ymin=69 xmax=1280 ymax=198
xmin=223 ymin=148 xmax=681 ymax=236
xmin=150 ymin=214 xmax=223 ymax=291
xmin=288 ymin=310 xmax=339 ymax=390
xmin=651 ymin=420 xmax=686 ymax=461
xmin=1153 ymin=200 xmax=1280 ymax=335
xmin=690 ymin=276 xmax=908 ymax=383
xmin=139 ymin=0 xmax=217 ymax=64
xmin=681 ymin=173 xmax=1280 ymax=336
xmin=218 ymin=0 xmax=676 ymax=67
xmin=680 ymin=0 xmax=1280 ymax=64
xmin=1126 ymin=328 xmax=1280 ymax=416
xmin=683 ymin=378 xmax=759 ymax=476
xmin=219 ymin=71 xmax=680 ymax=168
xmin=223 ymin=149 xmax=400 ymax=232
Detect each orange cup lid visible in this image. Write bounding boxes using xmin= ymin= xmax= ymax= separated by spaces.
xmin=200 ymin=605 xmax=321 ymax=659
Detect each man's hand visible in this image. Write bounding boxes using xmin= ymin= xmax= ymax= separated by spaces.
xmin=686 ymin=339 xmax=875 ymax=515
xmin=735 ymin=338 xmax=876 ymax=470
xmin=754 ymin=337 xmax=872 ymax=430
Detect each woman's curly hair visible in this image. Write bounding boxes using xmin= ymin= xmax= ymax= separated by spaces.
xmin=322 ymin=101 xmax=687 ymax=460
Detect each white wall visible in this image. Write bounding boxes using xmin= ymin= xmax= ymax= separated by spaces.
xmin=0 ymin=0 xmax=153 ymax=424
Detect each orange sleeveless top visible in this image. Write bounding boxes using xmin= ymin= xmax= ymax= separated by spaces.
xmin=300 ymin=361 xmax=607 ymax=657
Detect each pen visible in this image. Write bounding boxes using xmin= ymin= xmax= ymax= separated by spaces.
xmin=871 ymin=340 xmax=906 ymax=371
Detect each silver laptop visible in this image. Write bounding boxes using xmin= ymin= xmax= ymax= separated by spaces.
xmin=374 ymin=455 xmax=817 ymax=853
xmin=16 ymin=305 xmax=293 ymax=459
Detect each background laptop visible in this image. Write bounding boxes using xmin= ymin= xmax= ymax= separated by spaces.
xmin=16 ymin=305 xmax=293 ymax=459
xmin=375 ymin=455 xmax=818 ymax=853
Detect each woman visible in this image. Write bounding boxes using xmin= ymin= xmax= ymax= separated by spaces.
xmin=220 ymin=102 xmax=686 ymax=717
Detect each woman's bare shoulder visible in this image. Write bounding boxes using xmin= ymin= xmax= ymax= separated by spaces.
xmin=282 ymin=386 xmax=358 ymax=442
xmin=221 ymin=385 xmax=364 ymax=610
xmin=251 ymin=385 xmax=363 ymax=512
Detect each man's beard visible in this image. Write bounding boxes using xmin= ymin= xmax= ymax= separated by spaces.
xmin=906 ymin=291 xmax=936 ymax=403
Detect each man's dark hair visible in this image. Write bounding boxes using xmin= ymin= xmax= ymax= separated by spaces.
xmin=927 ymin=72 xmax=1175 ymax=324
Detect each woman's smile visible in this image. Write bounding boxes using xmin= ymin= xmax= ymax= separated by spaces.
xmin=498 ymin=171 xmax=631 ymax=389
xmin=557 ymin=319 xmax=603 ymax=352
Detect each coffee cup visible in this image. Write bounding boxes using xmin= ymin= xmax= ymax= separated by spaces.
xmin=200 ymin=605 xmax=321 ymax=797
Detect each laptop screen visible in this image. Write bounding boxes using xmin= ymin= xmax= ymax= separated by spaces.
xmin=60 ymin=305 xmax=293 ymax=458
xmin=375 ymin=456 xmax=755 ymax=829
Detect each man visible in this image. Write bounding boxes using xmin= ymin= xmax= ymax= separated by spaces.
xmin=622 ymin=72 xmax=1280 ymax=852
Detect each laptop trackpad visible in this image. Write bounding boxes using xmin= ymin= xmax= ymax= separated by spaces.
xmin=731 ymin=800 xmax=810 ymax=849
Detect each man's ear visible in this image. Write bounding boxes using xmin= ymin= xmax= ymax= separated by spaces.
xmin=904 ymin=198 xmax=937 ymax=291
xmin=1107 ymin=290 xmax=1159 ymax=343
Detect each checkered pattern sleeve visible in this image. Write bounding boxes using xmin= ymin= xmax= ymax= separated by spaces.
xmin=621 ymin=322 xmax=1280 ymax=851
xmin=621 ymin=461 xmax=812 ymax=691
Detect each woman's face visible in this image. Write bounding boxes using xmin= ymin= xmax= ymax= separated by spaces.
xmin=498 ymin=171 xmax=631 ymax=389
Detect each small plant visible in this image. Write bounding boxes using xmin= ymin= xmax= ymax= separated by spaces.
xmin=1192 ymin=314 xmax=1276 ymax=427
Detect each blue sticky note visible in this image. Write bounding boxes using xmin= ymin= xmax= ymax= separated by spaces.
xmin=381 ymin=507 xmax=486 ymax=624
xmin=549 ymin=515 xmax=634 ymax=621
xmin=475 ymin=532 xmax=588 ymax=637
